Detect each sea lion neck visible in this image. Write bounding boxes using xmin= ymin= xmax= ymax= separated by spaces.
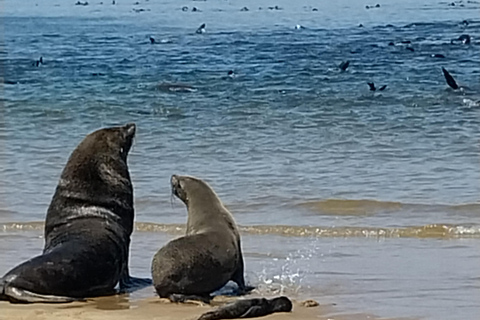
xmin=185 ymin=196 xmax=238 ymax=236
xmin=185 ymin=191 xmax=224 ymax=234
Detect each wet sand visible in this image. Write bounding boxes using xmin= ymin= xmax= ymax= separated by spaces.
xmin=0 ymin=288 xmax=411 ymax=320
xmin=0 ymin=298 xmax=333 ymax=320
xmin=0 ymin=297 xmax=418 ymax=320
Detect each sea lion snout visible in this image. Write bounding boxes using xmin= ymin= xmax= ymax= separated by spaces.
xmin=118 ymin=123 xmax=136 ymax=157
xmin=123 ymin=123 xmax=136 ymax=139
xmin=171 ymin=175 xmax=187 ymax=202
xmin=171 ymin=174 xmax=179 ymax=186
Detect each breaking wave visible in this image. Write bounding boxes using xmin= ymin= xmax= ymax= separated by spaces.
xmin=2 ymin=221 xmax=479 ymax=239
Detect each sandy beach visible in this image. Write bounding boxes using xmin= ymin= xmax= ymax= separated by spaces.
xmin=0 ymin=295 xmax=332 ymax=320
xmin=0 ymin=295 xmax=405 ymax=320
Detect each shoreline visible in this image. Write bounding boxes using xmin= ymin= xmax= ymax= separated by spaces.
xmin=0 ymin=297 xmax=334 ymax=320
xmin=0 ymin=290 xmax=415 ymax=320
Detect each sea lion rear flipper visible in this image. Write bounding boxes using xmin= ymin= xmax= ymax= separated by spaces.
xmin=119 ymin=273 xmax=152 ymax=293
xmin=231 ymin=250 xmax=255 ymax=295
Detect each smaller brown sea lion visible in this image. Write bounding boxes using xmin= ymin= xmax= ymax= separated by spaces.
xmin=151 ymin=175 xmax=252 ymax=303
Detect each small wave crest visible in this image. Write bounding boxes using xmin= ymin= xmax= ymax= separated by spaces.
xmin=299 ymin=199 xmax=480 ymax=216
xmin=2 ymin=221 xmax=480 ymax=239
xmin=299 ymin=199 xmax=403 ymax=216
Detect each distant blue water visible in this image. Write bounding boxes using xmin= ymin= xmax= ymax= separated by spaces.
xmin=1 ymin=0 xmax=480 ymax=319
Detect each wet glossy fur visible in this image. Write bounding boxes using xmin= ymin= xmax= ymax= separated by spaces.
xmin=0 ymin=124 xmax=149 ymax=303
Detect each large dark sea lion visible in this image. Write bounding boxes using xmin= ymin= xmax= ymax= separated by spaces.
xmin=151 ymin=175 xmax=252 ymax=303
xmin=197 ymin=296 xmax=293 ymax=320
xmin=0 ymin=123 xmax=151 ymax=303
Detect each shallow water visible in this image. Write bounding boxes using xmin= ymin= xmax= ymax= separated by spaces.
xmin=1 ymin=0 xmax=480 ymax=319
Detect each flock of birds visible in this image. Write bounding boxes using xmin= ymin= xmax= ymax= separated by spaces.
xmin=24 ymin=2 xmax=474 ymax=96
xmin=147 ymin=20 xmax=472 ymax=93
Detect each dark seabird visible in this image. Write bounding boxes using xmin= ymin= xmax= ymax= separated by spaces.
xmin=457 ymin=34 xmax=471 ymax=44
xmin=196 ymin=23 xmax=206 ymax=34
xmin=442 ymin=67 xmax=459 ymax=90
xmin=339 ymin=61 xmax=350 ymax=71
xmin=368 ymin=82 xmax=387 ymax=91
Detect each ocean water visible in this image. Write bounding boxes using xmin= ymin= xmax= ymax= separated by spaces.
xmin=1 ymin=0 xmax=480 ymax=318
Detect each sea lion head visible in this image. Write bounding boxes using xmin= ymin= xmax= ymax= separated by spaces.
xmin=56 ymin=123 xmax=136 ymax=198
xmin=77 ymin=123 xmax=136 ymax=162
xmin=171 ymin=175 xmax=236 ymax=235
xmin=61 ymin=123 xmax=136 ymax=182
xmin=171 ymin=175 xmax=220 ymax=207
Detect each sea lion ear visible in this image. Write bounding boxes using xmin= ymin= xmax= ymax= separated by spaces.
xmin=124 ymin=123 xmax=136 ymax=139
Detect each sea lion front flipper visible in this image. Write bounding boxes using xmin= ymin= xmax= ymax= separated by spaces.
xmin=239 ymin=305 xmax=269 ymax=318
xmin=3 ymin=286 xmax=81 ymax=304
xmin=0 ymin=278 xmax=6 ymax=301
xmin=197 ymin=311 xmax=219 ymax=320
xmin=231 ymin=248 xmax=254 ymax=295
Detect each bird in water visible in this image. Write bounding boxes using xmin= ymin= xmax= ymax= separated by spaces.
xmin=451 ymin=34 xmax=471 ymax=45
xmin=33 ymin=56 xmax=44 ymax=67
xmin=339 ymin=60 xmax=350 ymax=71
xmin=149 ymin=37 xmax=155 ymax=44
xmin=196 ymin=23 xmax=206 ymax=34
xmin=442 ymin=67 xmax=459 ymax=90
xmin=367 ymin=82 xmax=387 ymax=91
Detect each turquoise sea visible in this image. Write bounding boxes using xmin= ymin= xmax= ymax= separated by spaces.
xmin=1 ymin=0 xmax=480 ymax=319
